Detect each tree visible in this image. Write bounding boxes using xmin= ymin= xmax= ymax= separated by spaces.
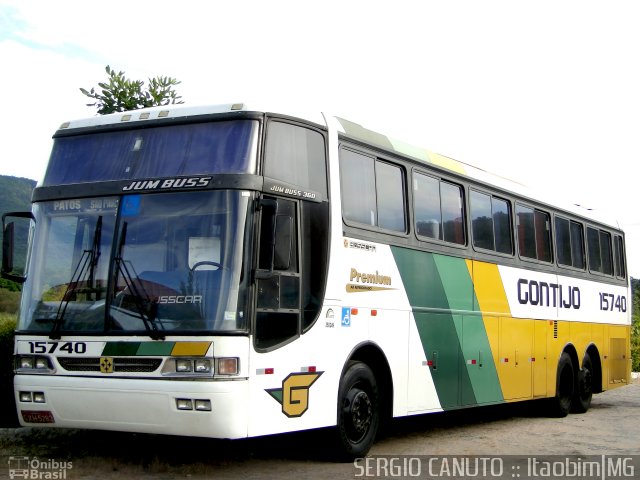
xmin=632 ymin=278 xmax=640 ymax=372
xmin=80 ymin=65 xmax=184 ymax=115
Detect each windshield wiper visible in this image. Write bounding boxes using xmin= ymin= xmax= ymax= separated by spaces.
xmin=113 ymin=222 xmax=165 ymax=340
xmin=50 ymin=216 xmax=103 ymax=340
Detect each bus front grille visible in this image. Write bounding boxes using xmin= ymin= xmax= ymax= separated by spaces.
xmin=58 ymin=357 xmax=162 ymax=373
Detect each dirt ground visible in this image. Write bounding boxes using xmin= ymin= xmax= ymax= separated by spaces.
xmin=1 ymin=378 xmax=638 ymax=479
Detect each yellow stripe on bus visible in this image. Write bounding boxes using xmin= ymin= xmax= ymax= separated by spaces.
xmin=466 ymin=260 xmax=510 ymax=315
xmin=171 ymin=342 xmax=211 ymax=356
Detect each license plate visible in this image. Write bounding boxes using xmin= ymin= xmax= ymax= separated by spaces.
xmin=21 ymin=410 xmax=55 ymax=423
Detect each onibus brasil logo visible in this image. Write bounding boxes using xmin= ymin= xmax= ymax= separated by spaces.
xmin=266 ymin=371 xmax=323 ymax=417
xmin=8 ymin=456 xmax=72 ymax=479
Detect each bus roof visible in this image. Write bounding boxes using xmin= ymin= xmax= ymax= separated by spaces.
xmin=58 ymin=102 xmax=327 ymax=131
xmin=57 ymin=103 xmax=621 ymax=231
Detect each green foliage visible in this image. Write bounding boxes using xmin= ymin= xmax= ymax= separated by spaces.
xmin=0 ymin=288 xmax=20 ymax=314
xmin=632 ymin=278 xmax=640 ymax=372
xmin=0 ymin=314 xmax=17 ymax=426
xmin=0 ymin=313 xmax=15 ymax=337
xmin=0 ymin=278 xmax=20 ymax=292
xmin=80 ymin=65 xmax=184 ymax=115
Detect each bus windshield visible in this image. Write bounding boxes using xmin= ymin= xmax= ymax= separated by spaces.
xmin=44 ymin=119 xmax=259 ymax=185
xmin=19 ymin=190 xmax=252 ymax=335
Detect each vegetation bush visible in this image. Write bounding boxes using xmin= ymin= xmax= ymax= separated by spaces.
xmin=632 ymin=279 xmax=640 ymax=373
xmin=0 ymin=287 xmax=21 ymax=314
xmin=0 ymin=278 xmax=21 ymax=292
xmin=0 ymin=313 xmax=18 ymax=426
xmin=632 ymin=319 xmax=640 ymax=373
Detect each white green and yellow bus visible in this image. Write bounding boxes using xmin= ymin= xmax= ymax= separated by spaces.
xmin=2 ymin=103 xmax=631 ymax=459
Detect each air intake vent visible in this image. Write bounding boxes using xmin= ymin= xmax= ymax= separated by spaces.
xmin=58 ymin=357 xmax=162 ymax=373
xmin=553 ymin=320 xmax=558 ymax=339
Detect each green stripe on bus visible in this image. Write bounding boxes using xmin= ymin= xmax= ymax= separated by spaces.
xmin=392 ymin=247 xmax=504 ymax=408
xmin=459 ymin=315 xmax=504 ymax=404
xmin=434 ymin=256 xmax=504 ymax=404
xmin=391 ymin=247 xmax=473 ymax=408
xmin=137 ymin=342 xmax=175 ymax=356
xmin=433 ymin=255 xmax=474 ymax=311
xmin=102 ymin=342 xmax=142 ymax=356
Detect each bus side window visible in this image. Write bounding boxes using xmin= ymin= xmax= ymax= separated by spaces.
xmin=340 ymin=147 xmax=407 ymax=233
xmin=264 ymin=121 xmax=327 ymax=198
xmin=587 ymin=226 xmax=613 ymax=276
xmin=570 ymin=220 xmax=586 ymax=269
xmin=517 ymin=204 xmax=551 ymax=262
xmin=556 ymin=216 xmax=586 ymax=270
xmin=587 ymin=227 xmax=602 ymax=273
xmin=555 ymin=217 xmax=572 ymax=266
xmin=414 ymin=172 xmax=465 ymax=245
xmin=599 ymin=230 xmax=613 ymax=275
xmin=414 ymin=173 xmax=442 ymax=240
xmin=614 ymin=235 xmax=626 ymax=278
xmin=340 ymin=149 xmax=377 ymax=226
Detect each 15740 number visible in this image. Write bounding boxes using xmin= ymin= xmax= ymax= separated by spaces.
xmin=598 ymin=292 xmax=627 ymax=312
xmin=28 ymin=341 xmax=87 ymax=354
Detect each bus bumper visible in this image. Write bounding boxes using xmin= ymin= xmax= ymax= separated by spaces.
xmin=14 ymin=374 xmax=250 ymax=439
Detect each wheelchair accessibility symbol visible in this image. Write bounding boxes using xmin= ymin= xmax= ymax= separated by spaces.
xmin=341 ymin=307 xmax=351 ymax=327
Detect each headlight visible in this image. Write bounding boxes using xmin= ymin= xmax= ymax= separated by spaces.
xmin=162 ymin=356 xmax=238 ymax=377
xmin=16 ymin=355 xmax=53 ymax=372
xmin=19 ymin=357 xmax=35 ymax=369
xmin=175 ymin=359 xmax=192 ymax=372
xmin=35 ymin=357 xmax=50 ymax=369
xmin=162 ymin=357 xmax=215 ymax=376
xmin=194 ymin=359 xmax=212 ymax=373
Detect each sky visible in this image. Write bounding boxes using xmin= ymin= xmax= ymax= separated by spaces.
xmin=1 ymin=0 xmax=639 ymax=278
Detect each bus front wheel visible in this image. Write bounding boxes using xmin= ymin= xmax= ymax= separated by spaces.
xmin=333 ymin=361 xmax=379 ymax=461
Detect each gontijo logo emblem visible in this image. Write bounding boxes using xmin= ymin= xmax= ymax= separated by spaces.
xmin=266 ymin=371 xmax=324 ymax=417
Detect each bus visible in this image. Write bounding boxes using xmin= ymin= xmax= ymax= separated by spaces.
xmin=2 ymin=103 xmax=631 ymax=460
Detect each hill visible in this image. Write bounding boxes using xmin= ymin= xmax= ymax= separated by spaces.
xmin=0 ymin=175 xmax=36 ymax=215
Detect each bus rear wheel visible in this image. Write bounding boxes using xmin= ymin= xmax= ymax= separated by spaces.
xmin=548 ymin=352 xmax=574 ymax=418
xmin=333 ymin=361 xmax=379 ymax=461
xmin=571 ymin=353 xmax=593 ymax=413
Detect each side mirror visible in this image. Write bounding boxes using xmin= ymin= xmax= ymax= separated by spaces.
xmin=2 ymin=211 xmax=35 ymax=284
xmin=2 ymin=222 xmax=14 ymax=273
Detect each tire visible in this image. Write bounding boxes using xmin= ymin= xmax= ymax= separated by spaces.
xmin=571 ymin=353 xmax=593 ymax=413
xmin=547 ymin=352 xmax=574 ymax=417
xmin=333 ymin=361 xmax=379 ymax=461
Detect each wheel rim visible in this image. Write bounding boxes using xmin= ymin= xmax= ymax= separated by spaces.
xmin=342 ymin=387 xmax=373 ymax=443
